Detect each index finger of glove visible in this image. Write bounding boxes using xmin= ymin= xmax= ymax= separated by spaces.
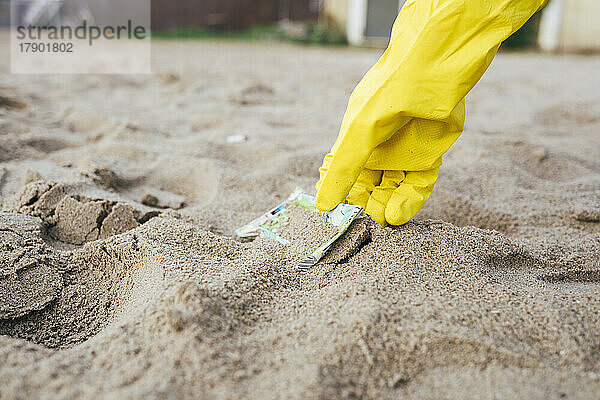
xmin=346 ymin=168 xmax=382 ymax=209
xmin=315 ymin=143 xmax=372 ymax=211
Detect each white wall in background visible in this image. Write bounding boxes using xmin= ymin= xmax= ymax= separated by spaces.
xmin=539 ymin=0 xmax=600 ymax=52
xmin=347 ymin=0 xmax=405 ymax=46
xmin=538 ymin=0 xmax=563 ymax=51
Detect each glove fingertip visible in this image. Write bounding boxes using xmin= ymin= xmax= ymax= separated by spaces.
xmin=364 ymin=194 xmax=388 ymax=227
xmin=315 ymin=190 xmax=341 ymax=212
xmin=384 ymin=188 xmax=426 ymax=225
xmin=384 ymin=206 xmax=411 ymax=226
xmin=315 ymin=145 xmax=372 ymax=212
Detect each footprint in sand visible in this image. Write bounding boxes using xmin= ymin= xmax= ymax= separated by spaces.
xmin=147 ymin=155 xmax=221 ymax=207
xmin=60 ymin=107 xmax=121 ymax=142
xmin=0 ymin=216 xmax=170 ymax=348
xmin=538 ymin=270 xmax=600 ymax=284
xmin=483 ymin=252 xmax=600 ymax=295
xmin=0 ymin=95 xmax=27 ymax=110
xmin=230 ymin=83 xmax=275 ymax=105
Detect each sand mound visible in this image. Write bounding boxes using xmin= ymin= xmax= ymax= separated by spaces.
xmin=2 ymin=214 xmax=599 ymax=398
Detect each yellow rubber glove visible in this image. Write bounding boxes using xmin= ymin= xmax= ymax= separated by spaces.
xmin=316 ymin=0 xmax=547 ymax=226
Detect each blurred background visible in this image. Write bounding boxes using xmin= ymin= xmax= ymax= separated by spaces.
xmin=1 ymin=0 xmax=599 ymax=51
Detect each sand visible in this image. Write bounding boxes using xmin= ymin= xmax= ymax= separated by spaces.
xmin=0 ymin=33 xmax=599 ymax=399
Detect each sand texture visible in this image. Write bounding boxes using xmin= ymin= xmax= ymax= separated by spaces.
xmin=0 ymin=36 xmax=599 ymax=399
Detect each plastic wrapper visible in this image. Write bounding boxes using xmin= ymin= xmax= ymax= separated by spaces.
xmin=235 ymin=188 xmax=363 ymax=271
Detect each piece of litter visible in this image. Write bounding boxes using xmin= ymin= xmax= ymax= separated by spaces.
xmin=235 ymin=187 xmax=363 ymax=272
xmin=226 ymin=134 xmax=247 ymax=144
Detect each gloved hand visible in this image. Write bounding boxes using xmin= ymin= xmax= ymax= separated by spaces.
xmin=315 ymin=0 xmax=547 ymax=225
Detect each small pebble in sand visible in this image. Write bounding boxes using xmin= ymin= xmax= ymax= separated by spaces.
xmin=226 ymin=134 xmax=247 ymax=144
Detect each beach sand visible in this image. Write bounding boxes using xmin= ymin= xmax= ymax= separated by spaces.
xmin=0 ymin=35 xmax=599 ymax=399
